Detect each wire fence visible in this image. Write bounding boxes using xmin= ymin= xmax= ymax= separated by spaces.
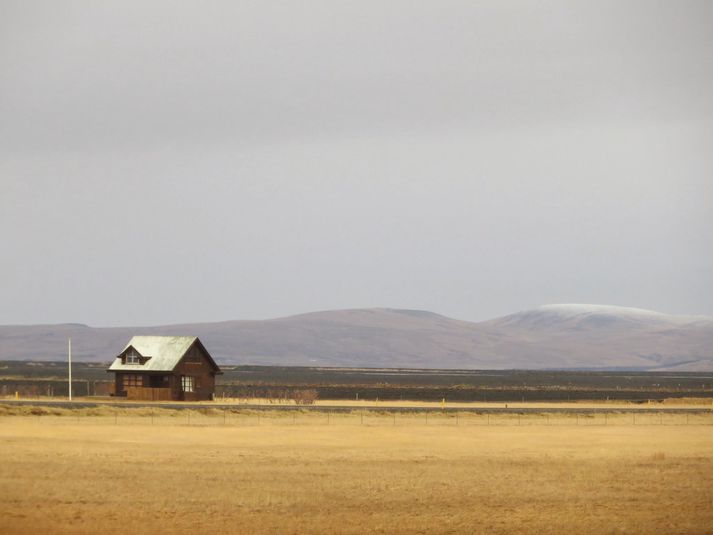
xmin=2 ymin=409 xmax=713 ymax=428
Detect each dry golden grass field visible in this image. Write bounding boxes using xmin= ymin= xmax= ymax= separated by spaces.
xmin=1 ymin=409 xmax=713 ymax=534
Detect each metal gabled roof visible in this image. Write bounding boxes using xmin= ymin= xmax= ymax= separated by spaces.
xmin=108 ymin=335 xmax=197 ymax=372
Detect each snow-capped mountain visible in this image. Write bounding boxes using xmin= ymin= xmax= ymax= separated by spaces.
xmin=1 ymin=305 xmax=712 ymax=370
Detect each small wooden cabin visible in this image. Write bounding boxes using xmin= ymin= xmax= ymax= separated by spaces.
xmin=108 ymin=336 xmax=222 ymax=401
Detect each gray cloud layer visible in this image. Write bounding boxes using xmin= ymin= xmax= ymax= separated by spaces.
xmin=1 ymin=1 xmax=712 ymax=326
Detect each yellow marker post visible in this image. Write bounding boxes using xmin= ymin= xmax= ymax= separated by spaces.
xmin=15 ymin=391 xmax=19 ymax=399
xmin=441 ymin=398 xmax=445 ymax=409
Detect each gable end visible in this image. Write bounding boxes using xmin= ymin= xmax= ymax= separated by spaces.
xmin=175 ymin=338 xmax=222 ymax=374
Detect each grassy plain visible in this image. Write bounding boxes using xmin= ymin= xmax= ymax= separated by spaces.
xmin=1 ymin=411 xmax=712 ymax=534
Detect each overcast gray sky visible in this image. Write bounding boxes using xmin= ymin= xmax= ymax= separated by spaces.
xmin=1 ymin=0 xmax=712 ymax=326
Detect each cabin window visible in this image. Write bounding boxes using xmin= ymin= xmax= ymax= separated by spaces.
xmin=181 ymin=376 xmax=194 ymax=392
xmin=125 ymin=350 xmax=140 ymax=364
xmin=123 ymin=374 xmax=142 ymax=387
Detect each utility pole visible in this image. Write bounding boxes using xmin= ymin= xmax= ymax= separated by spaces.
xmin=68 ymin=338 xmax=72 ymax=401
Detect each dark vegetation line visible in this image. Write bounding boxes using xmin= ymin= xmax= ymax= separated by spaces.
xmin=1 ymin=362 xmax=713 ymax=402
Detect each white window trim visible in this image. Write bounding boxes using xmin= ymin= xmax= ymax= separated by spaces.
xmin=181 ymin=375 xmax=194 ymax=393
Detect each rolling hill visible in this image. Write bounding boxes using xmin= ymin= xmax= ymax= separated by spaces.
xmin=1 ymin=305 xmax=712 ymax=370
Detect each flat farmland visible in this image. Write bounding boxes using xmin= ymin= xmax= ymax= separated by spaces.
xmin=1 ymin=414 xmax=713 ymax=534
xmin=4 ymin=362 xmax=713 ymax=403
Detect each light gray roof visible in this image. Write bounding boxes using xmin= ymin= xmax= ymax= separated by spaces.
xmin=108 ymin=335 xmax=197 ymax=372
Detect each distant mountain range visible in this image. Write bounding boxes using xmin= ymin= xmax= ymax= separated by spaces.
xmin=1 ymin=304 xmax=712 ymax=371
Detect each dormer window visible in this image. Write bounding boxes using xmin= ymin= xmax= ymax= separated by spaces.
xmin=125 ymin=349 xmax=141 ymax=365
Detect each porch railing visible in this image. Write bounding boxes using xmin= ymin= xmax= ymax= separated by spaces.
xmin=125 ymin=387 xmax=172 ymax=401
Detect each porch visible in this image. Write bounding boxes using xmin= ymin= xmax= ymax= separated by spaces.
xmin=125 ymin=386 xmax=173 ymax=401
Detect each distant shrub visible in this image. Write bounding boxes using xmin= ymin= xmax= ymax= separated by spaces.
xmin=292 ymin=389 xmax=318 ymax=405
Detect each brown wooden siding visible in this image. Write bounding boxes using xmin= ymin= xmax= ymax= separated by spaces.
xmin=125 ymin=386 xmax=172 ymax=401
xmin=114 ymin=373 xmax=125 ymax=396
xmin=174 ymin=343 xmax=216 ymax=401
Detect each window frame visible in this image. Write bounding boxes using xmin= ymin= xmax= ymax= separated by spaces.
xmin=125 ymin=350 xmax=141 ymax=365
xmin=181 ymin=375 xmax=194 ymax=393
xmin=122 ymin=374 xmax=142 ymax=387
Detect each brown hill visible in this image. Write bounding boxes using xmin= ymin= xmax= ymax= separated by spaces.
xmin=1 ymin=305 xmax=712 ymax=370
